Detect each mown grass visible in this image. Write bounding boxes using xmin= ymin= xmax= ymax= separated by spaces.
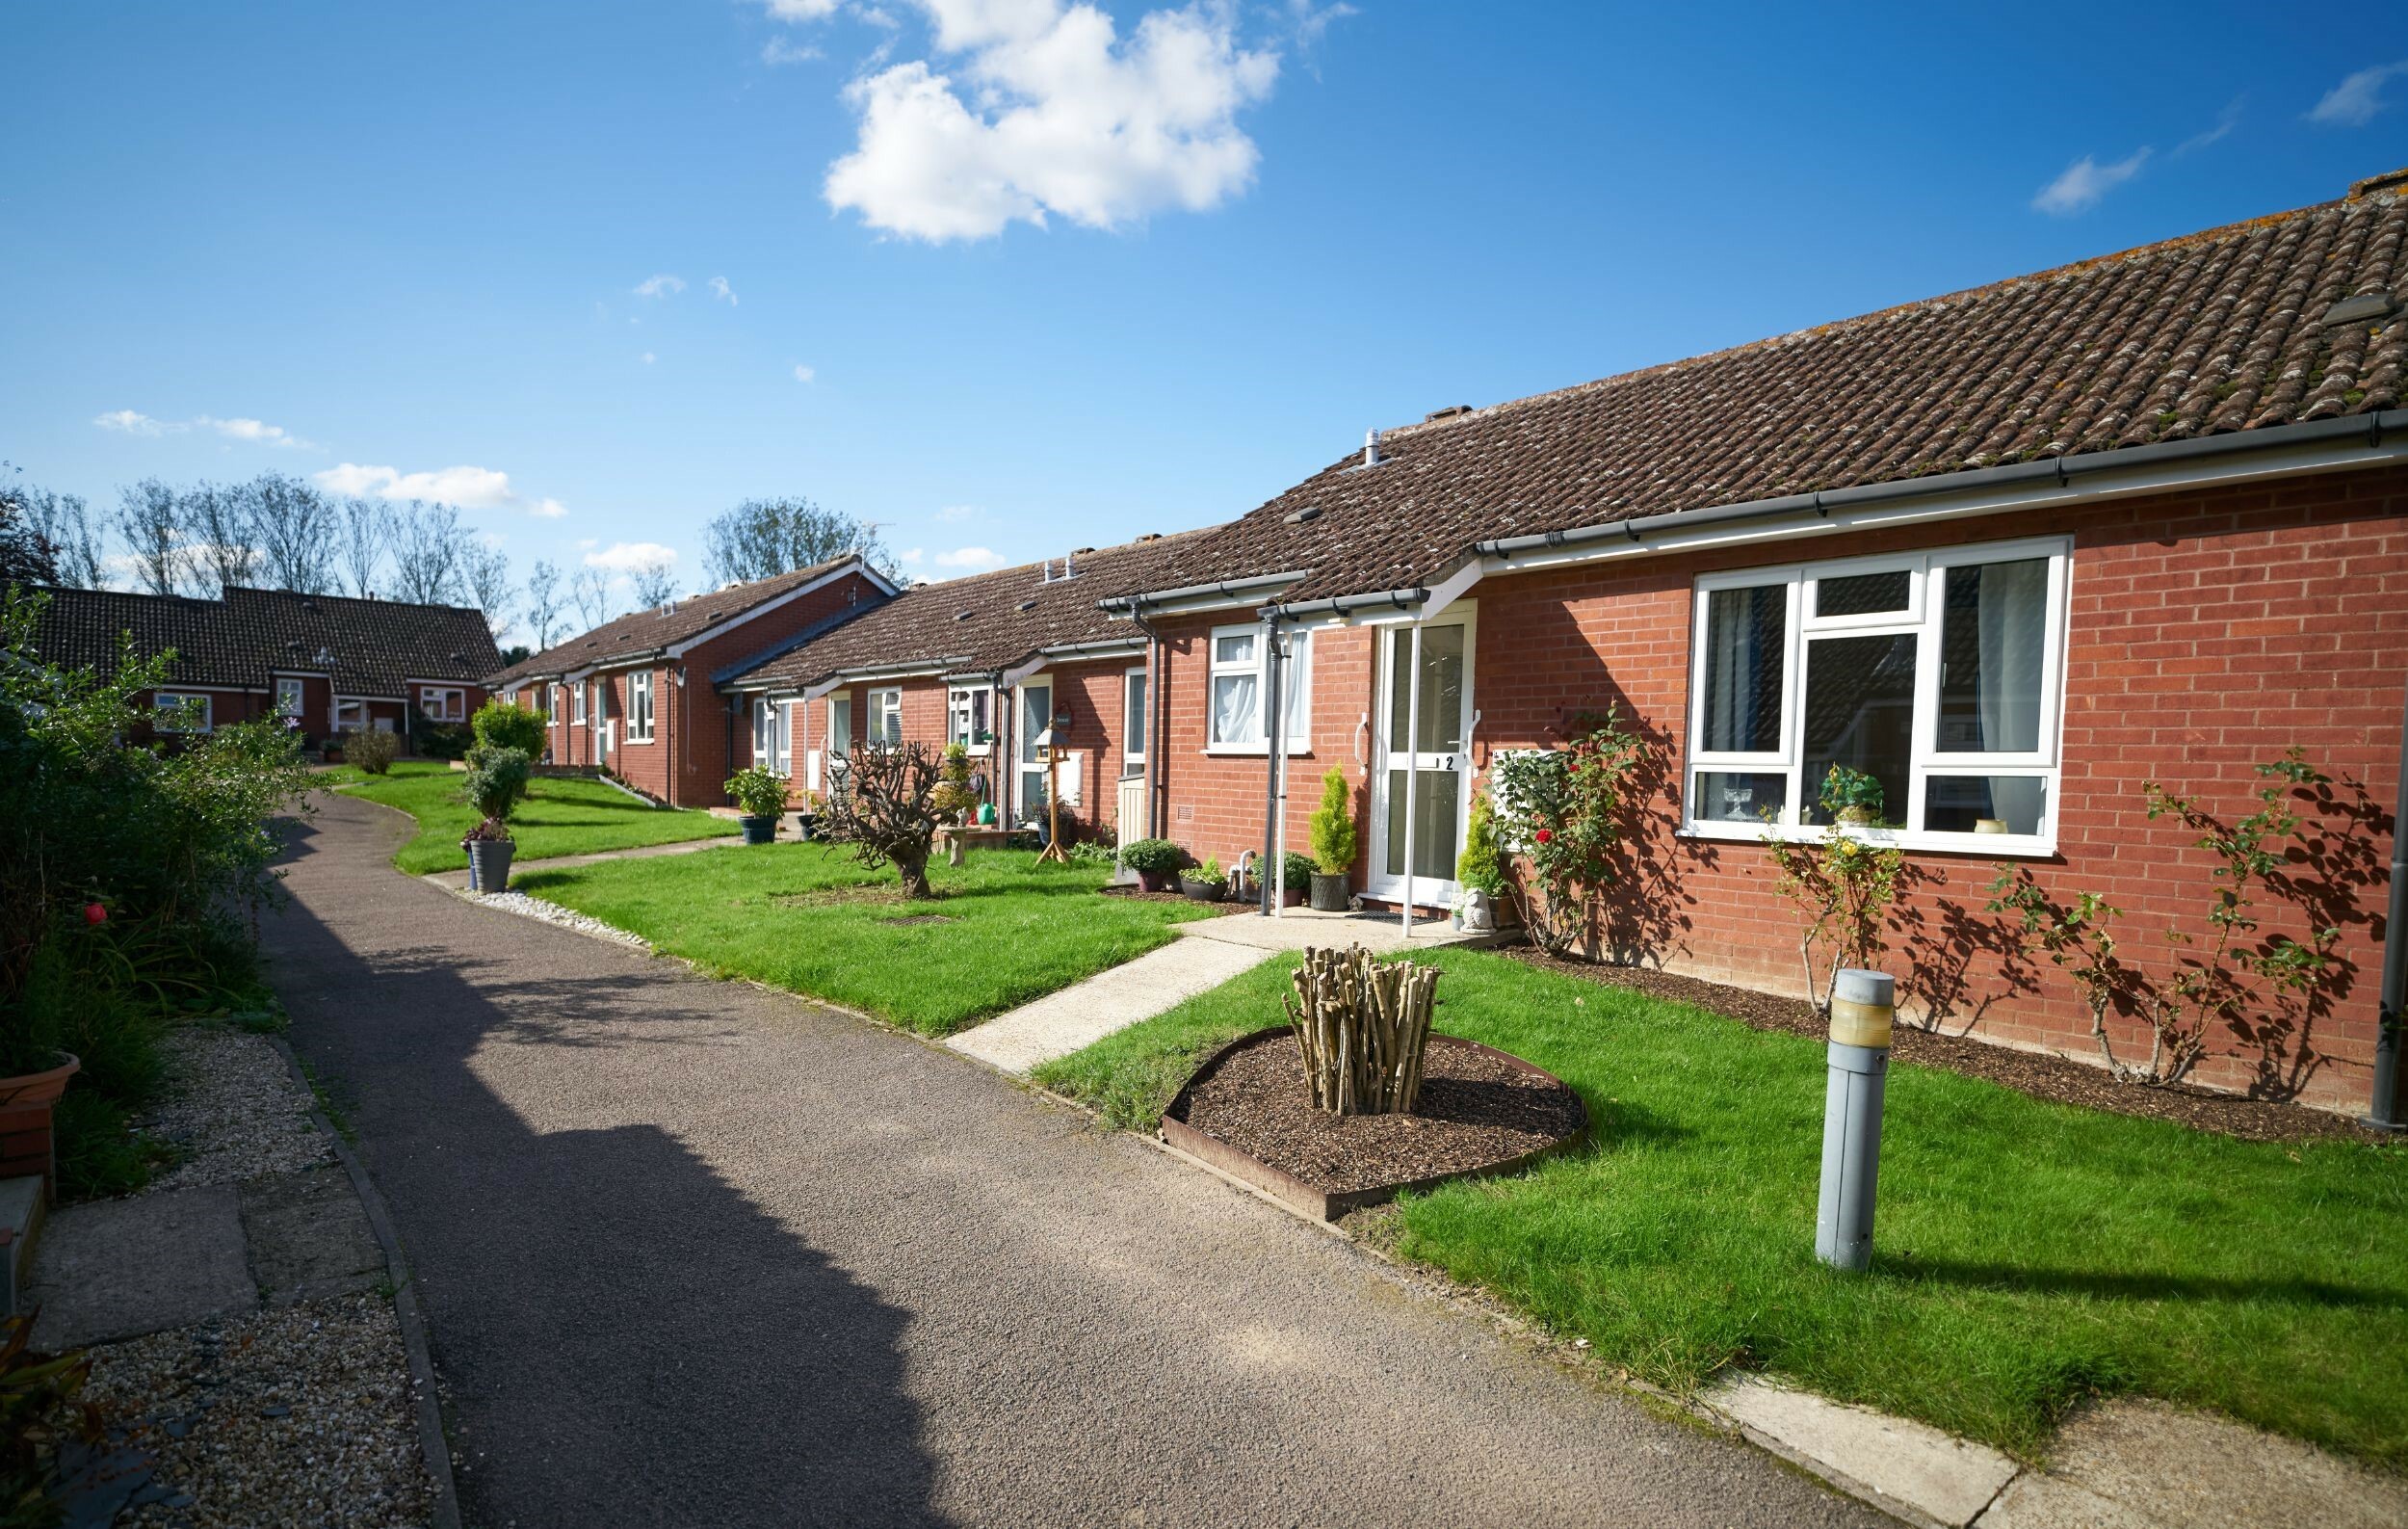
xmin=517 ymin=843 xmax=1219 ymax=1035
xmin=1034 ymin=946 xmax=2408 ymax=1464
xmin=326 ymin=760 xmax=737 ymax=873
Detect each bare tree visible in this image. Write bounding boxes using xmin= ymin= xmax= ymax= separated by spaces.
xmin=702 ymin=497 xmax=894 ymax=587
xmin=0 ymin=465 xmax=62 ymax=586
xmin=524 ymin=559 xmax=563 ymax=647
xmin=181 ymin=480 xmax=263 ymax=595
xmin=339 ymin=496 xmax=391 ymax=597
xmin=14 ymin=479 xmax=105 ymax=588
xmin=246 ymin=473 xmax=336 ymax=593
xmin=115 ymin=479 xmax=187 ymax=595
xmin=462 ymin=543 xmax=513 ymax=634
xmin=629 ymin=556 xmax=677 ymax=609
xmin=388 ymin=501 xmax=467 ymax=605
xmin=570 ymin=567 xmax=613 ymax=628
xmin=819 ymin=741 xmax=942 ymax=897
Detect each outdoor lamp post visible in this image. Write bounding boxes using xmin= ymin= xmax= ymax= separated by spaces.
xmin=1033 ymin=725 xmax=1068 ymax=864
xmin=1816 ymin=968 xmax=1895 ymax=1273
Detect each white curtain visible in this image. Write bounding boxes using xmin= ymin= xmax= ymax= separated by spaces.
xmin=1214 ymin=673 xmax=1258 ymax=744
xmin=1976 ymin=560 xmax=2048 ymax=830
xmin=1706 ymin=587 xmax=1772 ymax=752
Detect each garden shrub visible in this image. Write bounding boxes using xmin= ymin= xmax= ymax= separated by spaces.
xmin=1119 ymin=838 xmax=1185 ymax=877
xmin=724 ymin=765 xmax=791 ymax=819
xmin=471 ymin=699 xmax=547 ymax=756
xmin=1488 ymin=707 xmax=1648 ymax=955
xmin=0 ymin=586 xmax=311 ymax=1197
xmin=1307 ymin=767 xmax=1357 ymax=875
xmin=345 ymin=725 xmax=400 ymax=775
xmin=414 ymin=720 xmax=473 ymax=761
xmin=461 ymin=747 xmax=533 ymax=837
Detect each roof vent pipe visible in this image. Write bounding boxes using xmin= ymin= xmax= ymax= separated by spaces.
xmin=1364 ymin=428 xmax=1382 ymax=468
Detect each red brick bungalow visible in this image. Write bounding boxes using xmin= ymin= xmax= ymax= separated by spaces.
xmin=485 ymin=556 xmax=898 ymax=806
xmin=28 ymin=584 xmax=502 ymax=746
xmin=1104 ymin=171 xmax=2408 ymax=1116
xmin=720 ymin=531 xmax=1221 ymax=837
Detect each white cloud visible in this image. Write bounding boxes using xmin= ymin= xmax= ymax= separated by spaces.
xmin=575 ymin=538 xmax=599 ymax=550
xmin=584 ymin=541 xmax=679 ymax=571
xmin=898 ymin=546 xmax=925 ymax=564
xmin=2309 ymin=62 xmax=2408 ymax=127
xmin=763 ymin=36 xmax=824 ymax=65
xmin=2031 ymin=147 xmax=2150 ymax=216
xmin=1284 ymin=0 xmax=1353 ymax=49
xmin=709 ymin=276 xmax=739 ymax=304
xmin=793 ymin=363 xmax=817 ymax=382
xmin=633 ymin=274 xmax=688 ymax=298
xmin=822 ymin=0 xmax=1280 ymax=242
xmin=94 ymin=409 xmax=168 ymax=435
xmin=2174 ymin=97 xmax=2243 ymax=157
xmin=642 ymin=351 xmax=658 ymax=364
xmin=934 ymin=503 xmax=980 ymax=522
xmin=94 ymin=409 xmax=311 ymax=447
xmin=759 ymin=0 xmax=841 ymax=17
xmin=933 ymin=545 xmax=1006 ymax=569
xmin=313 ymin=462 xmax=567 ymax=518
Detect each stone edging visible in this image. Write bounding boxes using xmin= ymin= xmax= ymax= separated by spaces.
xmin=266 ymin=1036 xmax=464 ymax=1529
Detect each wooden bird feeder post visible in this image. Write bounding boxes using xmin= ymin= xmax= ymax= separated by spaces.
xmin=1034 ymin=723 xmax=1069 ymax=865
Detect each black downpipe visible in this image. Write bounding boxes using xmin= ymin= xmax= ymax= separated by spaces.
xmin=2369 ymin=669 xmax=2408 ymax=1130
xmin=1259 ymin=613 xmax=1283 ymax=914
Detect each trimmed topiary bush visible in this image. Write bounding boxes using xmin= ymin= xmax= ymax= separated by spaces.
xmin=472 ymin=699 xmax=547 ymax=757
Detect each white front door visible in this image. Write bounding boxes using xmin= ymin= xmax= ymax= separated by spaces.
xmin=1014 ymin=679 xmax=1053 ymax=821
xmin=1368 ymin=610 xmax=1476 ymax=907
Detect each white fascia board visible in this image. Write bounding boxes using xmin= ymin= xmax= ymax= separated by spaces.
xmin=1474 ymin=430 xmax=2408 ymax=582
xmin=663 ymin=561 xmax=888 ymax=660
xmin=1418 ymin=558 xmax=1485 ymax=622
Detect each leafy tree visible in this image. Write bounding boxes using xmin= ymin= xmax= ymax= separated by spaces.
xmin=0 ymin=467 xmax=62 ymax=587
xmin=703 ymin=496 xmax=894 ymax=586
xmin=629 ymin=557 xmax=677 ymax=609
xmin=471 ymin=699 xmax=547 ymax=755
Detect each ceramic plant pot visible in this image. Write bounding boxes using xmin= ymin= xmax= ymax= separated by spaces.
xmin=1308 ymin=873 xmax=1349 ymax=912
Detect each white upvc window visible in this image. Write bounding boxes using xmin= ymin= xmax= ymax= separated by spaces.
xmin=869 ymin=686 xmax=903 ymax=745
xmin=948 ymin=685 xmax=993 ymax=750
xmin=571 ymin=680 xmax=588 ymax=724
xmin=1123 ymin=668 xmax=1147 ymax=765
xmin=626 ymin=671 xmax=655 ymax=742
xmin=1206 ymin=623 xmax=1310 ymax=751
xmin=825 ymin=692 xmax=853 ymax=778
xmin=418 ymin=686 xmax=465 ymax=723
xmin=548 ymin=683 xmax=563 ymax=725
xmin=750 ymin=698 xmax=793 ymax=777
xmin=334 ymin=699 xmax=367 ymax=733
xmin=154 ymin=692 xmax=213 ymax=733
xmin=275 ymin=676 xmax=305 ymax=718
xmin=1683 ymin=535 xmax=2071 ymax=855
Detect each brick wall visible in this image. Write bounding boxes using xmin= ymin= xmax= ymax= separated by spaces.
xmin=1455 ymin=463 xmax=2407 ymax=1111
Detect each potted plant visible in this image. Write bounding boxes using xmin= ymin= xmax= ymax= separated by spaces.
xmin=724 ymin=765 xmax=790 ymax=845
xmin=1822 ymin=764 xmax=1886 ymax=827
xmin=931 ymin=744 xmax=981 ymax=864
xmin=1307 ymin=767 xmax=1358 ymax=912
xmin=1454 ymin=789 xmax=1506 ymax=932
xmin=459 ymin=745 xmax=532 ymax=891
xmin=1181 ymin=855 xmax=1229 ymax=903
xmin=1259 ymin=850 xmax=1314 ymax=907
xmin=1120 ymin=837 xmax=1185 ymax=893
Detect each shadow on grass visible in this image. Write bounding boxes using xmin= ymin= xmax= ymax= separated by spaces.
xmin=1890 ymin=1256 xmax=2408 ymax=1310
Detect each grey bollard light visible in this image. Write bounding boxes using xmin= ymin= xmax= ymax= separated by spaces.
xmin=1816 ymin=968 xmax=1894 ymax=1273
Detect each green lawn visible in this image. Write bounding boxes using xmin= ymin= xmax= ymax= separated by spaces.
xmin=516 ymin=843 xmax=1219 ymax=1035
xmin=1033 ymin=947 xmax=2408 ymax=1465
xmin=327 ymin=760 xmax=738 ymax=873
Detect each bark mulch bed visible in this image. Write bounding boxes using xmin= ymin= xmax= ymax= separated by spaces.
xmin=1504 ymin=947 xmax=2389 ymax=1146
xmin=1171 ymin=1031 xmax=1587 ymax=1195
xmin=1097 ymin=886 xmax=1248 ymax=915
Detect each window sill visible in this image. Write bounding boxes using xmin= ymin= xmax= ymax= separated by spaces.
xmin=624 ymin=735 xmax=656 ymax=746
xmin=1202 ymin=744 xmax=1315 ymax=758
xmin=1675 ymin=821 xmax=2057 ymax=858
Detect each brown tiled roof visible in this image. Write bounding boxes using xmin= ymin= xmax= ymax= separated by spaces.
xmin=1158 ymin=175 xmax=2408 ymax=605
xmin=28 ymin=585 xmax=501 ymax=697
xmin=726 ymin=528 xmax=1225 ymax=691
xmin=484 ymin=557 xmax=887 ymax=687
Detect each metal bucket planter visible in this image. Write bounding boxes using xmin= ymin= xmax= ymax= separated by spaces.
xmin=1308 ymin=873 xmax=1349 ymax=912
xmin=739 ymin=815 xmax=777 ymax=846
xmin=466 ymin=839 xmax=515 ymax=893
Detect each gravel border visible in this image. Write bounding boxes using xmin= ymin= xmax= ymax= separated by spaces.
xmin=465 ymin=889 xmax=648 ymax=949
xmin=141 ymin=1029 xmax=332 ymax=1194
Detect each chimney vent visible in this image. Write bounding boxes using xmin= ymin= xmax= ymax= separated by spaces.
xmin=1363 ymin=428 xmax=1382 ymax=468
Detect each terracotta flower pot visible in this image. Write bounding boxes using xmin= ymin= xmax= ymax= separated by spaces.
xmin=0 ymin=1052 xmax=80 ymax=1192
xmin=1136 ymin=868 xmax=1175 ymax=893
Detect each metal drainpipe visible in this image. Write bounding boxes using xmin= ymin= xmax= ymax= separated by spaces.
xmin=2369 ymin=670 xmax=2408 ymax=1131
xmin=1260 ymin=612 xmax=1283 ymax=915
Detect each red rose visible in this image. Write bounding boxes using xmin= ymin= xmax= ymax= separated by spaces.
xmin=84 ymin=902 xmax=107 ymax=926
xmin=1533 ymin=828 xmax=1553 ymax=844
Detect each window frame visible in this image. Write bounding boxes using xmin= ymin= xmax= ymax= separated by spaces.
xmin=1204 ymin=622 xmax=1311 ymax=754
xmin=153 ymin=692 xmax=214 ymax=734
xmin=1681 ymin=535 xmax=2071 ymax=856
xmin=625 ymin=671 xmax=656 ymax=743
xmin=867 ymin=686 xmax=904 ymax=745
xmin=947 ymin=684 xmax=993 ymax=752
xmin=334 ymin=699 xmax=367 ymax=734
xmin=418 ymin=685 xmax=465 ymax=723
xmin=275 ymin=676 xmax=306 ymax=719
xmin=571 ymin=680 xmax=587 ymax=724
xmin=1123 ymin=667 xmax=1147 ymax=766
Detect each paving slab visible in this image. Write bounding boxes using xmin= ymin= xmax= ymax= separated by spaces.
xmin=238 ymin=1164 xmax=387 ymax=1305
xmin=421 ymin=832 xmax=743 ymax=888
xmin=947 ymin=937 xmax=1271 ymax=1072
xmin=28 ymin=1186 xmax=254 ymax=1350
xmin=1180 ymin=907 xmax=1503 ymax=953
xmin=1979 ymin=1398 xmax=2408 ymax=1529
xmin=1712 ymin=1377 xmax=2020 ymax=1529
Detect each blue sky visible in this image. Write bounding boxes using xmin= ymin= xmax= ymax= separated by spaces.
xmin=4 ymin=2 xmax=2401 ymax=630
